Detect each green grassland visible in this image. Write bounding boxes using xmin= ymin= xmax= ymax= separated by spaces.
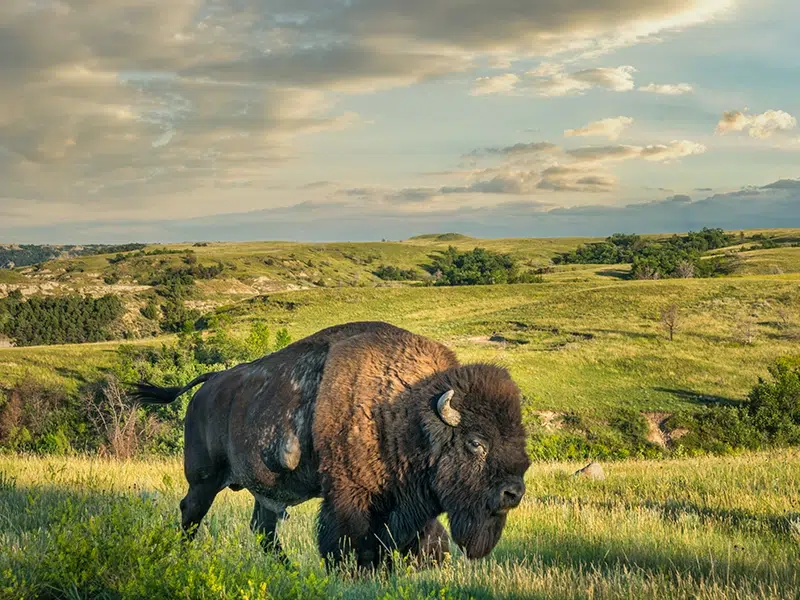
xmin=13 ymin=235 xmax=594 ymax=300
xmin=1 ymin=451 xmax=798 ymax=599
xmin=2 ymin=233 xmax=800 ymax=420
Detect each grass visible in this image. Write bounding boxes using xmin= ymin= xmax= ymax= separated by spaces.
xmin=2 ymin=271 xmax=799 ymax=416
xmin=1 ymin=451 xmax=798 ymax=599
xmin=14 ymin=230 xmax=800 ymax=302
xmin=214 ymin=273 xmax=800 ymax=415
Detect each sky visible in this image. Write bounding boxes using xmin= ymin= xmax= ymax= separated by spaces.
xmin=1 ymin=0 xmax=799 ymax=243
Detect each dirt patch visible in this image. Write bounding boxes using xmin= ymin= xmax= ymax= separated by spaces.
xmin=509 ymin=321 xmax=595 ymax=340
xmin=466 ymin=335 xmax=528 ymax=347
xmin=644 ymin=412 xmax=676 ymax=448
xmin=250 ymin=277 xmax=308 ymax=293
xmin=532 ymin=410 xmax=563 ymax=432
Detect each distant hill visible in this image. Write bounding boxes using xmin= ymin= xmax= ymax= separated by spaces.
xmin=407 ymin=233 xmax=474 ymax=241
xmin=0 ymin=244 xmax=146 ymax=269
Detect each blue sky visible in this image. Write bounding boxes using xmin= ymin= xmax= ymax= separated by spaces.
xmin=0 ymin=0 xmax=798 ymax=243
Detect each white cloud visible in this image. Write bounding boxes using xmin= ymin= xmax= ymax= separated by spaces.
xmin=565 ymin=117 xmax=634 ymax=140
xmin=467 ymin=142 xmax=559 ymax=158
xmin=471 ymin=73 xmax=521 ymax=96
xmin=567 ymin=140 xmax=706 ymax=163
xmin=0 ymin=0 xmax=736 ymax=221
xmin=715 ymin=109 xmax=797 ymax=139
xmin=528 ymin=65 xmax=637 ymax=97
xmin=356 ymin=135 xmax=708 ymax=200
xmin=639 ymin=83 xmax=694 ymax=95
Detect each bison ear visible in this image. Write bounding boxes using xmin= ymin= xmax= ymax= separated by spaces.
xmin=436 ymin=389 xmax=461 ymax=427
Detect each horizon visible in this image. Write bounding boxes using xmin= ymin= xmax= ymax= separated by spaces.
xmin=1 ymin=0 xmax=799 ymax=243
xmin=0 ymin=225 xmax=796 ymax=249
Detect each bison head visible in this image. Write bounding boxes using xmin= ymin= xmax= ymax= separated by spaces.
xmin=425 ymin=364 xmax=530 ymax=559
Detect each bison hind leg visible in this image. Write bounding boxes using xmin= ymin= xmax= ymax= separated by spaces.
xmin=179 ymin=479 xmax=222 ymax=541
xmin=250 ymin=498 xmax=290 ymax=563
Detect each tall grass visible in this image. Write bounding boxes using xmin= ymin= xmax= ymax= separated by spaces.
xmin=1 ymin=450 xmax=798 ymax=599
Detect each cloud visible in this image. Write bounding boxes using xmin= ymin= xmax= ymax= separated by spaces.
xmin=360 ymin=134 xmax=707 ymax=201
xmin=565 ymin=117 xmax=634 ymax=140
xmin=567 ymin=140 xmax=706 ymax=163
xmin=8 ymin=176 xmax=796 ymax=245
xmin=761 ymin=178 xmax=800 ymax=190
xmin=182 ymin=44 xmax=470 ymax=94
xmin=527 ymin=65 xmax=637 ymax=97
xmin=311 ymin=0 xmax=735 ymax=59
xmin=471 ymin=73 xmax=521 ymax=96
xmin=537 ymin=167 xmax=617 ymax=192
xmin=715 ymin=109 xmax=797 ymax=139
xmin=0 ymin=0 xmax=736 ymax=221
xmin=467 ymin=142 xmax=559 ymax=158
xmin=638 ymin=83 xmax=694 ymax=95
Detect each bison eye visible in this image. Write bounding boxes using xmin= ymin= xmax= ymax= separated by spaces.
xmin=466 ymin=438 xmax=486 ymax=456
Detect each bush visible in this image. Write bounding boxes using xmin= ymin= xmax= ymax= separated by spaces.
xmin=555 ymin=227 xmax=740 ymax=280
xmin=374 ymin=265 xmax=419 ymax=281
xmin=669 ymin=356 xmax=800 ymax=454
xmin=426 ymin=247 xmax=534 ymax=286
xmin=140 ymin=300 xmax=160 ymax=321
xmin=0 ymin=377 xmax=81 ymax=453
xmin=160 ymin=299 xmax=202 ymax=333
xmin=0 ymin=294 xmax=126 ymax=346
xmin=745 ymin=356 xmax=800 ymax=445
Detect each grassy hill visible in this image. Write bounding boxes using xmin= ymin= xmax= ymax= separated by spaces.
xmin=1 ymin=228 xmax=799 ymax=457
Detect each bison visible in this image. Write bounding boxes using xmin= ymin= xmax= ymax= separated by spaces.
xmin=131 ymin=321 xmax=530 ymax=570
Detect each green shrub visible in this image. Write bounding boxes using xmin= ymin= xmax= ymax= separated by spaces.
xmin=0 ymin=294 xmax=125 ymax=346
xmin=2 ymin=490 xmax=333 ymax=599
xmin=555 ymin=227 xmax=740 ymax=280
xmin=374 ymin=265 xmax=419 ymax=281
xmin=425 ymin=247 xmax=535 ymax=286
xmin=669 ymin=356 xmax=800 ymax=454
xmin=745 ymin=356 xmax=800 ymax=445
xmin=140 ymin=300 xmax=160 ymax=320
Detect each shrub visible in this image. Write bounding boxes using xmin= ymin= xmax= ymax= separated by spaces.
xmin=669 ymin=356 xmax=800 ymax=454
xmin=555 ymin=227 xmax=740 ymax=280
xmin=745 ymin=356 xmax=800 ymax=445
xmin=426 ymin=246 xmax=533 ymax=286
xmin=140 ymin=300 xmax=160 ymax=321
xmin=160 ymin=299 xmax=201 ymax=333
xmin=0 ymin=294 xmax=126 ymax=346
xmin=374 ymin=265 xmax=419 ymax=281
xmin=0 ymin=377 xmax=80 ymax=453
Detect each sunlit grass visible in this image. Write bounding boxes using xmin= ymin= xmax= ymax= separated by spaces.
xmin=1 ymin=451 xmax=798 ymax=598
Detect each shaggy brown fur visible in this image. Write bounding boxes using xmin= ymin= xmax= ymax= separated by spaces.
xmin=130 ymin=321 xmax=530 ymax=570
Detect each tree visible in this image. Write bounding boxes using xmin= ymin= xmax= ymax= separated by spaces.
xmin=674 ymin=260 xmax=695 ymax=279
xmin=274 ymin=328 xmax=292 ymax=350
xmin=661 ymin=304 xmax=680 ymax=341
xmin=245 ymin=322 xmax=272 ymax=359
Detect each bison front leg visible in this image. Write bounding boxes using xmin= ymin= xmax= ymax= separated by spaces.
xmin=316 ymin=498 xmax=378 ymax=573
xmin=401 ymin=519 xmax=450 ymax=568
xmin=250 ymin=499 xmax=289 ymax=562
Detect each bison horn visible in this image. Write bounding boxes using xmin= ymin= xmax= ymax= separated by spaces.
xmin=436 ymin=389 xmax=461 ymax=427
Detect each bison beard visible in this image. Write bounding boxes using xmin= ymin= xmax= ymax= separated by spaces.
xmin=129 ymin=321 xmax=529 ymax=573
xmin=449 ymin=511 xmax=508 ymax=560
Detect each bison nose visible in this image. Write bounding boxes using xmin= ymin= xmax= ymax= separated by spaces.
xmin=499 ymin=479 xmax=525 ymax=509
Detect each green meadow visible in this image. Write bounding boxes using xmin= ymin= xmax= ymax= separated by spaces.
xmin=1 ymin=451 xmax=798 ymax=599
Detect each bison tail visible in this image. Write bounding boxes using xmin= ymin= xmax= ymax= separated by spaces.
xmin=128 ymin=373 xmax=214 ymax=404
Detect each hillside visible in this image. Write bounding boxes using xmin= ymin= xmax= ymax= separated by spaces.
xmin=1 ymin=228 xmax=799 ymax=458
